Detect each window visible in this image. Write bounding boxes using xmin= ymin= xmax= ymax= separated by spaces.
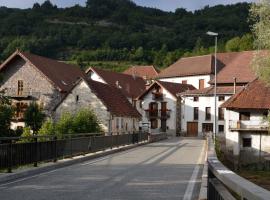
xmin=242 ymin=138 xmax=252 ymax=148
xmin=76 ymin=95 xmax=79 ymax=103
xmin=240 ymin=112 xmax=250 ymax=121
xmin=194 ymin=107 xmax=199 ymax=120
xmin=218 ymin=125 xmax=224 ymax=133
xmin=182 ymin=80 xmax=187 ymax=84
xmin=199 ymin=79 xmax=205 ymax=89
xmin=218 ymin=108 xmax=224 ymax=120
xmin=116 ymin=118 xmax=119 ymax=129
xmin=202 ymin=123 xmax=213 ymax=132
xmin=205 ymin=107 xmax=211 ymax=120
xmin=193 ymin=96 xmax=199 ymax=102
xmin=121 ymin=118 xmax=124 ymax=129
xmin=218 ymin=96 xmax=225 ymax=101
xmin=17 ymin=80 xmax=23 ymax=95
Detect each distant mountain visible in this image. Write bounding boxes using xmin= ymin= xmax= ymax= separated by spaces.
xmin=0 ymin=0 xmax=252 ymax=69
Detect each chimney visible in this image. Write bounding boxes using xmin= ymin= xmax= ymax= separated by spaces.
xmin=233 ymin=77 xmax=237 ymax=94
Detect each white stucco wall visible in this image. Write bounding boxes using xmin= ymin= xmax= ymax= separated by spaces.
xmin=140 ymin=87 xmax=177 ymax=135
xmin=225 ymin=109 xmax=270 ymax=156
xmin=181 ymin=95 xmax=230 ymax=136
xmin=54 ymin=80 xmax=139 ymax=135
xmin=158 ymin=74 xmax=212 ymax=89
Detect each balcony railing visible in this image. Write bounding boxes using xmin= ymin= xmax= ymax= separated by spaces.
xmin=159 ymin=109 xmax=171 ymax=119
xmin=145 ymin=109 xmax=171 ymax=119
xmin=152 ymin=91 xmax=163 ymax=100
xmin=229 ymin=120 xmax=269 ymax=131
xmin=145 ymin=109 xmax=159 ymax=119
xmin=4 ymin=88 xmax=31 ymax=98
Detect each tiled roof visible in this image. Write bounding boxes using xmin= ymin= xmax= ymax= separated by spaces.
xmin=180 ymin=86 xmax=244 ymax=96
xmin=221 ymin=79 xmax=270 ymax=110
xmin=211 ymin=51 xmax=258 ymax=84
xmin=157 ymin=55 xmax=215 ymax=78
xmin=86 ymin=67 xmax=146 ymax=98
xmin=86 ymin=79 xmax=141 ymax=118
xmin=137 ymin=80 xmax=195 ymax=100
xmin=0 ymin=50 xmax=85 ymax=92
xmin=123 ymin=65 xmax=159 ymax=79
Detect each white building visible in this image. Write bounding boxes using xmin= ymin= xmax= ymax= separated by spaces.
xmin=222 ymin=79 xmax=270 ymax=166
xmin=137 ymin=80 xmax=195 ymax=135
xmin=54 ymin=78 xmax=141 ymax=135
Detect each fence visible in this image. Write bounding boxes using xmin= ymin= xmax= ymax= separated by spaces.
xmin=207 ymin=136 xmax=270 ymax=200
xmin=0 ymin=132 xmax=149 ymax=173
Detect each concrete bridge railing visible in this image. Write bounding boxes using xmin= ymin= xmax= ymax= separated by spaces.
xmin=207 ymin=137 xmax=270 ymax=200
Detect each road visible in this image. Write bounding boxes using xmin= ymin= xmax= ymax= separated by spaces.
xmin=0 ymin=137 xmax=206 ymax=200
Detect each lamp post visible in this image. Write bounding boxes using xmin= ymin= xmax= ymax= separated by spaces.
xmin=206 ymin=31 xmax=218 ymax=142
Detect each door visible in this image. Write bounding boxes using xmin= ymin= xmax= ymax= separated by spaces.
xmin=161 ymin=120 xmax=167 ymax=132
xmin=187 ymin=122 xmax=198 ymax=137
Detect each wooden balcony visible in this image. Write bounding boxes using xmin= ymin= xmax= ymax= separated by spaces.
xmin=4 ymin=88 xmax=31 ymax=98
xmin=159 ymin=109 xmax=171 ymax=119
xmin=145 ymin=109 xmax=159 ymax=119
xmin=229 ymin=120 xmax=269 ymax=132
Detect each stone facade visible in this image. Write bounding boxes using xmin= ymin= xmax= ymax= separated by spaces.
xmin=0 ymin=57 xmax=62 ymax=129
xmin=54 ymin=80 xmax=139 ymax=135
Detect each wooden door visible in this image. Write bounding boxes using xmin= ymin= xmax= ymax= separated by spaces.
xmin=187 ymin=122 xmax=198 ymax=137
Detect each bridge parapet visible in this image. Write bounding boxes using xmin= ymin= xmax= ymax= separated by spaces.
xmin=207 ymin=137 xmax=270 ymax=200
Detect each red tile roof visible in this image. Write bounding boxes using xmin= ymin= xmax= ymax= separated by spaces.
xmin=180 ymin=86 xmax=244 ymax=96
xmin=85 ymin=79 xmax=141 ymax=118
xmin=0 ymin=50 xmax=85 ymax=92
xmin=123 ymin=65 xmax=159 ymax=79
xmin=86 ymin=67 xmax=146 ymax=98
xmin=158 ymin=55 xmax=215 ymax=78
xmin=221 ymin=79 xmax=270 ymax=110
xmin=212 ymin=51 xmax=258 ymax=84
xmin=137 ymin=80 xmax=195 ymax=100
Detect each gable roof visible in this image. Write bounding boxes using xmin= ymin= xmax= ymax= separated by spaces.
xmin=221 ymin=78 xmax=270 ymax=110
xmin=86 ymin=67 xmax=146 ymax=98
xmin=0 ymin=50 xmax=85 ymax=92
xmin=180 ymin=85 xmax=244 ymax=96
xmin=123 ymin=65 xmax=159 ymax=79
xmin=211 ymin=51 xmax=258 ymax=84
xmin=137 ymin=80 xmax=195 ymax=100
xmin=157 ymin=55 xmax=215 ymax=78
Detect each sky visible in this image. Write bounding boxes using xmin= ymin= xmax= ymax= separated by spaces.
xmin=0 ymin=0 xmax=256 ymax=11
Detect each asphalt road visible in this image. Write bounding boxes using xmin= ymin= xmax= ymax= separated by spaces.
xmin=0 ymin=137 xmax=206 ymax=200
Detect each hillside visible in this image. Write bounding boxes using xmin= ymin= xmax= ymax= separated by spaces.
xmin=0 ymin=0 xmax=252 ymax=71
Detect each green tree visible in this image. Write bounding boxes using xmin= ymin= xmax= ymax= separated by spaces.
xmin=38 ymin=118 xmax=56 ymax=136
xmin=0 ymin=104 xmax=14 ymax=137
xmin=225 ymin=36 xmax=241 ymax=52
xmin=24 ymin=102 xmax=45 ymax=134
xmin=239 ymin=34 xmax=254 ymax=51
xmin=55 ymin=112 xmax=74 ymax=135
xmin=250 ymin=0 xmax=270 ymax=84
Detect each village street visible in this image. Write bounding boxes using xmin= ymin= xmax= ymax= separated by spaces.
xmin=0 ymin=138 xmax=206 ymax=200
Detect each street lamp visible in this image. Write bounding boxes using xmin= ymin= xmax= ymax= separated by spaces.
xmin=207 ymin=31 xmax=218 ymax=142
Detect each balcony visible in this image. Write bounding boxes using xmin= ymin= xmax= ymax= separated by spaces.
xmin=145 ymin=109 xmax=159 ymax=119
xmin=4 ymin=88 xmax=32 ymax=98
xmin=159 ymin=109 xmax=171 ymax=119
xmin=152 ymin=91 xmax=163 ymax=101
xmin=229 ymin=120 xmax=269 ymax=132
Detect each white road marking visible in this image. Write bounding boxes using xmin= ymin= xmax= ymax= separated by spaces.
xmin=182 ymin=140 xmax=206 ymax=200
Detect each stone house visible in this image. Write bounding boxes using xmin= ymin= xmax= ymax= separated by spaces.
xmin=137 ymin=80 xmax=195 ymax=135
xmin=85 ymin=67 xmax=146 ymax=103
xmin=0 ymin=50 xmax=85 ymax=129
xmin=221 ymin=78 xmax=270 ymax=166
xmin=54 ymin=78 xmax=141 ymax=135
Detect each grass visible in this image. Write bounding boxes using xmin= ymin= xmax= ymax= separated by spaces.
xmin=237 ymin=170 xmax=270 ymax=191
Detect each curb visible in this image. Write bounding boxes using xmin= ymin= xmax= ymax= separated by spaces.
xmin=0 ymin=141 xmax=149 ymax=185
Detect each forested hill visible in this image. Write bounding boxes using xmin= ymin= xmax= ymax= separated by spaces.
xmin=0 ymin=0 xmax=252 ymax=70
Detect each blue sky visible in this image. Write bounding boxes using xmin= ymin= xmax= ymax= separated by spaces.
xmin=0 ymin=0 xmax=255 ymax=11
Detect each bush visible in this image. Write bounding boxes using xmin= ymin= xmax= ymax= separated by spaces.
xmin=38 ymin=118 xmax=56 ymax=136
xmin=0 ymin=104 xmax=14 ymax=137
xmin=55 ymin=112 xmax=75 ymax=135
xmin=19 ymin=126 xmax=33 ymax=143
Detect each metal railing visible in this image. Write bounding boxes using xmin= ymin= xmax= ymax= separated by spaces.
xmin=229 ymin=120 xmax=269 ymax=131
xmin=207 ymin=136 xmax=270 ymax=200
xmin=0 ymin=132 xmax=149 ymax=173
xmin=145 ymin=109 xmax=171 ymax=119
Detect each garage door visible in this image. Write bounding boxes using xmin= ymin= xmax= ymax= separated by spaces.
xmin=187 ymin=122 xmax=198 ymax=137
